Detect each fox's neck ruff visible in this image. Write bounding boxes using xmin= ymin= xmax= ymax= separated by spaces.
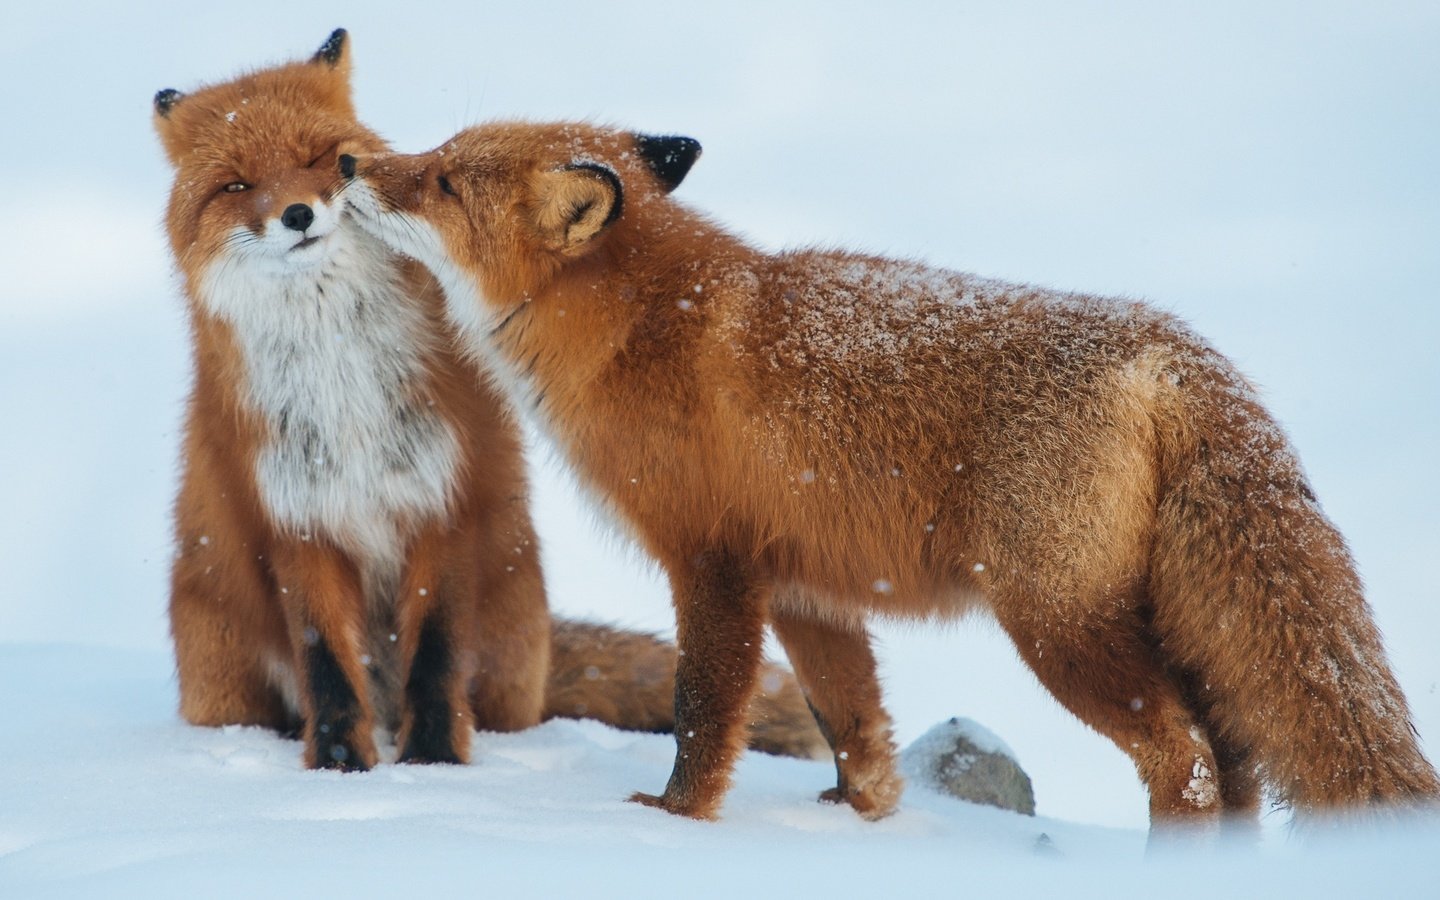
xmin=197 ymin=221 xmax=462 ymax=572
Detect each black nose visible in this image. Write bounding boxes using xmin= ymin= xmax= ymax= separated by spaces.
xmin=338 ymin=154 xmax=356 ymax=179
xmin=281 ymin=203 xmax=315 ymax=232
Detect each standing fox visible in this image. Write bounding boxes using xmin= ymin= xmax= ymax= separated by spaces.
xmin=343 ymin=120 xmax=1440 ymax=829
xmin=153 ymin=31 xmax=825 ymax=771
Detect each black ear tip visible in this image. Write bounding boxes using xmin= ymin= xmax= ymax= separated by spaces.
xmin=635 ymin=134 xmax=702 ymax=192
xmin=154 ymin=88 xmax=183 ymax=117
xmin=314 ymin=28 xmax=348 ymax=67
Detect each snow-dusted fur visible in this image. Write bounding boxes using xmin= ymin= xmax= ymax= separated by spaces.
xmin=346 ymin=120 xmax=1440 ymax=832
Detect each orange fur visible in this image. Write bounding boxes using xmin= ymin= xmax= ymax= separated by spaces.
xmin=156 ymin=33 xmax=824 ymax=770
xmin=346 ymin=120 xmax=1439 ymax=830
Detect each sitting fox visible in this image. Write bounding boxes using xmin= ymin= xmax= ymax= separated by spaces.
xmin=152 ymin=31 xmax=824 ymax=771
xmin=341 ymin=120 xmax=1439 ymax=830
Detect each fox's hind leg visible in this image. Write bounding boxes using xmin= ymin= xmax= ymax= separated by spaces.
xmin=393 ymin=501 xmax=548 ymax=764
xmin=393 ymin=521 xmax=478 ymax=765
xmin=991 ymin=583 xmax=1223 ymax=833
xmin=1209 ymin=717 xmax=1263 ymax=834
xmin=171 ymin=532 xmax=295 ymax=732
xmin=461 ymin=496 xmax=550 ymax=734
xmin=1174 ymin=671 xmax=1262 ymax=835
xmin=170 ymin=473 xmax=296 ymax=733
xmin=770 ymin=602 xmax=901 ymax=819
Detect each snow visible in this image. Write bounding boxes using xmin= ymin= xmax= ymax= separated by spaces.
xmin=2 ymin=1 xmax=1440 ymax=896
xmin=4 ymin=644 xmax=1440 ymax=898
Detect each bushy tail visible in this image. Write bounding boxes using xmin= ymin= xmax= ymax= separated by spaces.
xmin=544 ymin=619 xmax=830 ymax=760
xmin=1148 ymin=358 xmax=1438 ymax=818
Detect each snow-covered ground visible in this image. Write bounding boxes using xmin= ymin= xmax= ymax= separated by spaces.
xmin=2 ymin=2 xmax=1438 ymax=895
xmin=5 ymin=643 xmax=1440 ymax=898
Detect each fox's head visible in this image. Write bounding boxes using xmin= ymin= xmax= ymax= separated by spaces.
xmin=342 ymin=122 xmax=700 ymax=332
xmin=153 ymin=29 xmax=387 ymax=282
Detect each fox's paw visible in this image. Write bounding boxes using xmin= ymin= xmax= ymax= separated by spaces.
xmin=397 ymin=721 xmax=469 ymax=766
xmin=306 ymin=725 xmax=379 ymax=773
xmin=308 ymin=739 xmax=376 ymax=773
xmin=818 ymin=786 xmax=845 ymax=805
xmin=627 ymin=791 xmax=719 ymax=821
xmin=818 ymin=774 xmax=902 ymax=821
xmin=397 ymin=747 xmax=465 ymax=765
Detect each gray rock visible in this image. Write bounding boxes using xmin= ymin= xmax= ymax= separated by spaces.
xmin=901 ymin=716 xmax=1036 ymax=816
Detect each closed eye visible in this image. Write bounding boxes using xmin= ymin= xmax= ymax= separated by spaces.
xmin=307 ymin=144 xmax=339 ymax=168
xmin=437 ymin=174 xmax=458 ymax=197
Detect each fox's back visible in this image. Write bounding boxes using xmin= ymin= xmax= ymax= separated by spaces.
xmin=675 ymin=250 xmax=1244 ymax=608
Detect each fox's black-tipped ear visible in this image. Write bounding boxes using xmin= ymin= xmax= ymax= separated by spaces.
xmin=312 ymin=28 xmax=349 ymax=69
xmin=635 ymin=134 xmax=701 ymax=193
xmin=154 ymin=88 xmax=184 ymax=118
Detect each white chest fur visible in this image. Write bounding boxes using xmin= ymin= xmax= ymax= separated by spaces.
xmin=199 ymin=225 xmax=462 ymax=570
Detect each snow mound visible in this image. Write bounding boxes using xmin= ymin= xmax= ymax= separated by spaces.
xmin=902 ymin=716 xmax=1035 ymax=815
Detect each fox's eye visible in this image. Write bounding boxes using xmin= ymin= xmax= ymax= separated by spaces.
xmin=437 ymin=174 xmax=458 ymax=197
xmin=306 ymin=145 xmax=338 ymax=168
xmin=223 ymin=182 xmax=251 ymax=193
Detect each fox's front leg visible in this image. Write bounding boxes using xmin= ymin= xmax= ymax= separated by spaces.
xmin=271 ymin=540 xmax=377 ymax=771
xmin=393 ymin=522 xmax=480 ymax=765
xmin=770 ymin=605 xmax=901 ymax=819
xmin=630 ymin=549 xmax=769 ymax=820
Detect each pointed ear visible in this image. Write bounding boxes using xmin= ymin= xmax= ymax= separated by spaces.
xmin=312 ymin=28 xmax=350 ymax=73
xmin=153 ymin=88 xmax=183 ymax=119
xmin=634 ymin=134 xmax=701 ymax=192
xmin=532 ymin=163 xmax=624 ymax=252
xmin=153 ymin=89 xmax=188 ymax=163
